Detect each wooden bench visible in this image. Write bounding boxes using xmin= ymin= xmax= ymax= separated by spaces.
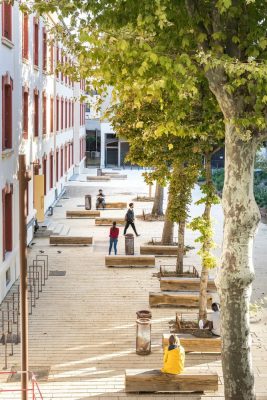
xmin=160 ymin=277 xmax=217 ymax=292
xmin=104 ymin=202 xmax=127 ymax=209
xmin=66 ymin=210 xmax=100 ymax=218
xmin=86 ymin=176 xmax=110 ymax=181
xmin=149 ymin=291 xmax=212 ymax=308
xmin=162 ymin=333 xmax=221 ymax=353
xmin=105 ymin=174 xmax=127 ymax=179
xmin=50 ymin=236 xmax=93 ymax=245
xmin=105 ymin=255 xmax=155 ymax=267
xmin=140 ymin=245 xmax=177 ymax=256
xmin=125 ymin=369 xmax=218 ymax=393
xmin=95 ymin=218 xmax=125 ymax=226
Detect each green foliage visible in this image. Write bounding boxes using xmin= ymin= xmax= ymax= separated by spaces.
xmin=212 ymin=169 xmax=225 ymax=193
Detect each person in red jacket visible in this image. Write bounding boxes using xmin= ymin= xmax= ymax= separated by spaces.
xmin=109 ymin=221 xmax=119 ymax=255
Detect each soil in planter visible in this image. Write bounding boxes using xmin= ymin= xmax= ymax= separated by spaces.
xmin=133 ymin=196 xmax=155 ymax=202
xmin=137 ymin=213 xmax=165 ymax=221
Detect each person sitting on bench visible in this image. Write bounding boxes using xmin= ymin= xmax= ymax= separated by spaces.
xmin=96 ymin=189 xmax=106 ymax=209
xmin=204 ymin=302 xmax=221 ymax=336
xmin=161 ymin=335 xmax=185 ymax=374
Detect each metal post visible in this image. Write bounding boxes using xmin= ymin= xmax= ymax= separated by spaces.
xmin=19 ymin=154 xmax=30 ymax=400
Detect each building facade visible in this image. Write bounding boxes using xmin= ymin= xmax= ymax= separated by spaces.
xmin=0 ymin=2 xmax=86 ymax=302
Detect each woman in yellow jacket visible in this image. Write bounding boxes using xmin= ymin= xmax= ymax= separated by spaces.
xmin=161 ymin=334 xmax=185 ymax=374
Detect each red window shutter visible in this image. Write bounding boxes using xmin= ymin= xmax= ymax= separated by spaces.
xmin=34 ymin=91 xmax=39 ymax=137
xmin=4 ymin=192 xmax=12 ymax=254
xmin=64 ymin=145 xmax=67 ymax=172
xmin=22 ymin=14 xmax=29 ymax=59
xmin=34 ymin=18 xmax=39 ymax=66
xmin=60 ymin=148 xmax=63 ymax=177
xmin=43 ymin=157 xmax=47 ymax=195
xmin=42 ymin=28 xmax=47 ymax=71
xmin=61 ymin=52 xmax=64 ymax=82
xmin=42 ymin=92 xmax=47 ymax=135
xmin=50 ymin=152 xmax=53 ymax=189
xmin=2 ymin=2 xmax=12 ymax=41
xmin=56 ymin=150 xmax=59 ymax=182
xmin=68 ymin=100 xmax=71 ymax=128
xmin=56 ymin=98 xmax=59 ymax=131
xmin=56 ymin=46 xmax=59 ymax=78
xmin=22 ymin=87 xmax=29 ymax=139
xmin=65 ymin=99 xmax=67 ymax=129
xmin=61 ymin=98 xmax=64 ymax=130
xmin=50 ymin=97 xmax=53 ymax=133
xmin=2 ymin=190 xmax=6 ymax=260
xmin=2 ymin=75 xmax=13 ymax=150
xmin=50 ymin=43 xmax=54 ymax=73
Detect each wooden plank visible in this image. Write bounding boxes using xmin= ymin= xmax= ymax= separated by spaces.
xmin=149 ymin=291 xmax=212 ymax=308
xmin=50 ymin=236 xmax=93 ymax=245
xmin=162 ymin=334 xmax=221 ymax=353
xmin=86 ymin=176 xmax=110 ymax=181
xmin=66 ymin=210 xmax=100 ymax=218
xmin=160 ymin=277 xmax=217 ymax=292
xmin=105 ymin=174 xmax=127 ymax=179
xmin=105 ymin=255 xmax=155 ymax=267
xmin=140 ymin=245 xmax=177 ymax=256
xmin=105 ymin=202 xmax=127 ymax=209
xmin=95 ymin=218 xmax=125 ymax=226
xmin=125 ymin=369 xmax=218 ymax=393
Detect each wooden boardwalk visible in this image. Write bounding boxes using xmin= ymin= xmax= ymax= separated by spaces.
xmin=0 ymin=172 xmax=266 ymax=399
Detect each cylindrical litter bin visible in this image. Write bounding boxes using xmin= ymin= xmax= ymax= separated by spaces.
xmin=85 ymin=195 xmax=91 ymax=210
xmin=136 ymin=310 xmax=152 ymax=319
xmin=125 ymin=233 xmax=134 ymax=255
xmin=97 ymin=168 xmax=102 ymax=176
xmin=136 ymin=318 xmax=151 ymax=355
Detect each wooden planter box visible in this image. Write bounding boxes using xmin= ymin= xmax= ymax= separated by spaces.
xmin=162 ymin=333 xmax=221 ymax=353
xmin=95 ymin=218 xmax=125 ymax=226
xmin=160 ymin=265 xmax=199 ymax=278
xmin=149 ymin=291 xmax=212 ymax=308
xmin=87 ymin=176 xmax=110 ymax=181
xmin=160 ymin=277 xmax=217 ymax=292
xmin=66 ymin=210 xmax=100 ymax=219
xmin=105 ymin=202 xmax=127 ymax=209
xmin=50 ymin=236 xmax=93 ymax=245
xmin=140 ymin=245 xmax=177 ymax=256
xmin=134 ymin=196 xmax=155 ymax=202
xmin=105 ymin=255 xmax=155 ymax=268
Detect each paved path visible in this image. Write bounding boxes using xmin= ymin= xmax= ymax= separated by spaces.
xmin=0 ymin=169 xmax=266 ymax=399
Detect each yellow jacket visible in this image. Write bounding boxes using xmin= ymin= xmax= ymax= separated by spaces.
xmin=161 ymin=345 xmax=185 ymax=374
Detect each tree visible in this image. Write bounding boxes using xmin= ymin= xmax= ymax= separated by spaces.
xmin=28 ymin=1 xmax=267 ymax=397
xmin=151 ymin=182 xmax=164 ymax=217
xmin=161 ymin=191 xmax=174 ymax=245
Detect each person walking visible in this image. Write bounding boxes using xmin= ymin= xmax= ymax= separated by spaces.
xmin=124 ymin=203 xmax=140 ymax=236
xmin=96 ymin=189 xmax=106 ymax=209
xmin=109 ymin=221 xmax=119 ymax=255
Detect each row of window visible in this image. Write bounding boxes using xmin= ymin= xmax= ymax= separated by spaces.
xmin=2 ymin=2 xmax=77 ymax=88
xmin=2 ymin=72 xmax=85 ymax=150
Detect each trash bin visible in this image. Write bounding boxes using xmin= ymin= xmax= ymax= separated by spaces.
xmin=97 ymin=168 xmax=102 ymax=176
xmin=136 ymin=318 xmax=151 ymax=355
xmin=125 ymin=233 xmax=134 ymax=255
xmin=48 ymin=206 xmax=53 ymax=216
xmin=85 ymin=195 xmax=91 ymax=210
xmin=136 ymin=310 xmax=152 ymax=319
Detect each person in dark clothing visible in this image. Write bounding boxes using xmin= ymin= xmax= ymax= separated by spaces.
xmin=109 ymin=221 xmax=119 ymax=255
xmin=123 ymin=203 xmax=140 ymax=236
xmin=96 ymin=189 xmax=106 ymax=209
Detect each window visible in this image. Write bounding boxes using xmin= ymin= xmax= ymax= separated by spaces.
xmin=42 ymin=156 xmax=47 ymax=195
xmin=50 ymin=97 xmax=54 ymax=133
xmin=2 ymin=1 xmax=12 ymax=41
xmin=22 ymin=86 xmax=29 ymax=139
xmin=56 ymin=46 xmax=59 ymax=79
xmin=2 ymin=187 xmax=13 ymax=261
xmin=56 ymin=97 xmax=59 ymax=131
xmin=6 ymin=268 xmax=11 ymax=286
xmin=65 ymin=99 xmax=67 ymax=130
xmin=60 ymin=147 xmax=63 ymax=177
xmin=2 ymin=73 xmax=13 ymax=150
xmin=50 ymin=152 xmax=53 ymax=189
xmin=65 ymin=145 xmax=67 ymax=172
xmin=56 ymin=149 xmax=59 ymax=182
xmin=33 ymin=18 xmax=39 ymax=67
xmin=34 ymin=90 xmax=39 ymax=137
xmin=42 ymin=28 xmax=47 ymax=71
xmin=42 ymin=92 xmax=47 ymax=135
xmin=61 ymin=98 xmax=64 ymax=130
xmin=50 ymin=43 xmax=54 ymax=73
xmin=22 ymin=13 xmax=29 ymax=59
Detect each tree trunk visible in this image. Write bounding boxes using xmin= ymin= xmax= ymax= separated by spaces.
xmin=199 ymin=154 xmax=212 ymax=321
xmin=161 ymin=192 xmax=174 ymax=245
xmin=216 ymin=123 xmax=260 ymax=400
xmin=151 ymin=182 xmax=164 ymax=216
xmin=176 ymin=220 xmax=185 ymax=275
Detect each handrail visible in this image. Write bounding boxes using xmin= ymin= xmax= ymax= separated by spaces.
xmin=0 ymin=370 xmax=44 ymax=399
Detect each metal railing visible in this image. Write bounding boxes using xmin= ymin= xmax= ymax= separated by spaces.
xmin=0 ymin=370 xmax=44 ymax=399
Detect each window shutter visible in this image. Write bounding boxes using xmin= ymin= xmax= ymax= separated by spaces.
xmin=42 ymin=92 xmax=47 ymax=135
xmin=50 ymin=97 xmax=54 ymax=133
xmin=43 ymin=28 xmax=47 ymax=71
xmin=34 ymin=18 xmax=39 ymax=66
xmin=3 ymin=2 xmax=12 ymax=41
xmin=22 ymin=14 xmax=29 ymax=59
xmin=22 ymin=87 xmax=29 ymax=139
